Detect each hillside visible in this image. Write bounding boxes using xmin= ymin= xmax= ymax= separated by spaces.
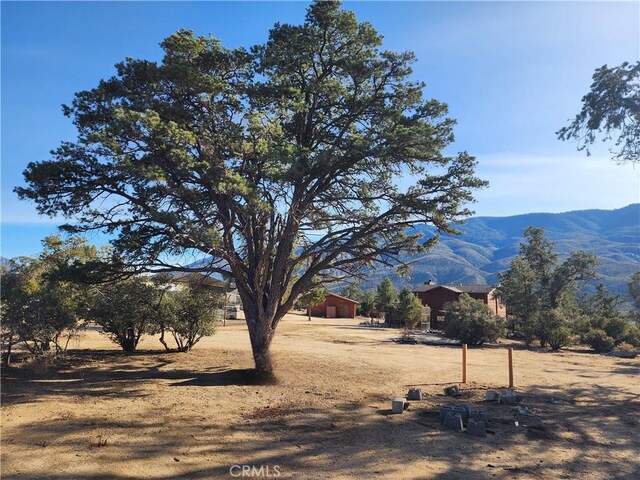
xmin=364 ymin=204 xmax=640 ymax=297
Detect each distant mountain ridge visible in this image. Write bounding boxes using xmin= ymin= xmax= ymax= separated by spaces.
xmin=365 ymin=204 xmax=640 ymax=297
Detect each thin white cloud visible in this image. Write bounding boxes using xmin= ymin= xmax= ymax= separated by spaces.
xmin=473 ymin=153 xmax=640 ymax=216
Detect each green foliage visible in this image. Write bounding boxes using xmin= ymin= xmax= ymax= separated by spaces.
xmin=629 ymin=271 xmax=640 ymax=315
xmin=623 ymin=324 xmax=640 ymax=347
xmin=88 ymin=277 xmax=162 ymax=352
xmin=162 ymin=280 xmax=222 ymax=352
xmin=16 ymin=1 xmax=486 ymax=375
xmin=295 ymin=282 xmax=326 ymax=320
xmin=584 ymin=329 xmax=616 ymax=353
xmin=557 ymin=61 xmax=640 ymax=164
xmin=536 ymin=291 xmax=583 ymax=350
xmin=375 ymin=278 xmax=398 ymax=314
xmin=443 ymin=294 xmax=505 ymax=346
xmin=497 ymin=227 xmax=598 ymax=348
xmin=0 ymin=236 xmax=99 ymax=357
xmin=358 ymin=289 xmax=376 ymax=319
xmin=576 ymin=283 xmax=639 ymax=353
xmin=340 ymin=283 xmax=362 ymax=303
xmin=392 ymin=288 xmax=427 ymax=329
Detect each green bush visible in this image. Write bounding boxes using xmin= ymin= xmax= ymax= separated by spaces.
xmin=391 ymin=288 xmax=427 ymax=329
xmin=604 ymin=316 xmax=629 ymax=342
xmin=443 ymin=294 xmax=505 ymax=346
xmin=622 ymin=324 xmax=640 ymax=347
xmin=584 ymin=329 xmax=616 ymax=353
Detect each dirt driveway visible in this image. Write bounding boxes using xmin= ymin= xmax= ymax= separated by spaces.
xmin=2 ymin=313 xmax=639 ymax=479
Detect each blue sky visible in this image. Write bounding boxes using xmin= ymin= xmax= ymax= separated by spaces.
xmin=2 ymin=1 xmax=639 ymax=258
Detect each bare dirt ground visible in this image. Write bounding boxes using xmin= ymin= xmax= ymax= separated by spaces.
xmin=2 ymin=313 xmax=639 ymax=479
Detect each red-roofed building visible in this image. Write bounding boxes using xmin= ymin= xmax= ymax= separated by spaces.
xmin=309 ymin=293 xmax=359 ymax=318
xmin=413 ymin=280 xmax=506 ymax=328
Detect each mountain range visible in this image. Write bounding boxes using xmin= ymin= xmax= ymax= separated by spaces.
xmin=363 ymin=204 xmax=639 ymax=297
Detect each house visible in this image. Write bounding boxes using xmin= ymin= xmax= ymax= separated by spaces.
xmin=309 ymin=293 xmax=359 ymax=318
xmin=412 ymin=280 xmax=506 ymax=328
xmin=170 ymin=273 xmax=239 ymax=305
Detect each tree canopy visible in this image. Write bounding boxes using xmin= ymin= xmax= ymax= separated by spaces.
xmin=497 ymin=227 xmax=598 ymax=347
xmin=557 ymin=61 xmax=640 ymax=164
xmin=16 ymin=1 xmax=486 ymax=377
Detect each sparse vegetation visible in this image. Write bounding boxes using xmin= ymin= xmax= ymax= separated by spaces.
xmin=443 ymin=293 xmax=505 ymax=345
xmin=0 ymin=236 xmax=99 ymax=363
xmin=155 ymin=279 xmax=222 ymax=352
xmin=87 ymin=277 xmax=161 ymax=352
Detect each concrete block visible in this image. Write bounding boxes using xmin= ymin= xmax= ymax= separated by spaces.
xmin=391 ymin=397 xmax=406 ymax=414
xmin=443 ymin=385 xmax=461 ymax=397
xmin=407 ymin=388 xmax=423 ymax=400
xmin=440 ymin=405 xmax=470 ymax=423
xmin=500 ymin=390 xmax=520 ymax=405
xmin=443 ymin=412 xmax=464 ymax=431
xmin=470 ymin=410 xmax=488 ymax=424
xmin=467 ymin=419 xmax=487 ymax=438
xmin=485 ymin=390 xmax=500 ymax=402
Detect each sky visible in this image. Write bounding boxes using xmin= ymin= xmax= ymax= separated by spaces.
xmin=2 ymin=1 xmax=639 ymax=259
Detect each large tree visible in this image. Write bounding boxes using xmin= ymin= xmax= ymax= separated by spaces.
xmin=17 ymin=2 xmax=485 ymax=378
xmin=497 ymin=227 xmax=598 ymax=346
xmin=557 ymin=61 xmax=640 ymax=164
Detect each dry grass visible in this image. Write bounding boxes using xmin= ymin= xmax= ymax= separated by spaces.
xmin=2 ymin=313 xmax=639 ymax=479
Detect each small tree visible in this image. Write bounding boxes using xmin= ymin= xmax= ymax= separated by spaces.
xmin=0 ymin=236 xmax=98 ymax=358
xmin=393 ymin=288 xmax=427 ymax=330
xmin=88 ymin=277 xmax=161 ymax=352
xmin=297 ymin=285 xmax=327 ymax=321
xmin=375 ymin=278 xmax=398 ymax=320
xmin=443 ymin=294 xmax=505 ymax=346
xmin=497 ymin=227 xmax=598 ymax=347
xmin=340 ymin=283 xmax=363 ymax=304
xmin=164 ymin=281 xmax=221 ymax=352
xmin=359 ymin=289 xmax=377 ymax=320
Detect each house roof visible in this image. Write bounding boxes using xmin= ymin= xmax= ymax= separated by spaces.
xmin=171 ymin=273 xmax=234 ymax=289
xmin=325 ymin=292 xmax=360 ymax=304
xmin=412 ymin=283 xmax=495 ymax=295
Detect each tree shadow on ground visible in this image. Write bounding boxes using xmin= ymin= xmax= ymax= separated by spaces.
xmin=2 ymin=351 xmax=639 ymax=479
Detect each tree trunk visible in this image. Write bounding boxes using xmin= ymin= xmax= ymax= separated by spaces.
xmin=2 ymin=342 xmax=12 ymax=368
xmin=158 ymin=327 xmax=171 ymax=351
xmin=245 ymin=314 xmax=276 ymax=383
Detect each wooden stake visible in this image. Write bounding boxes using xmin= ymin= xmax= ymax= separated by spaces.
xmin=462 ymin=343 xmax=467 ymax=384
xmin=508 ymin=347 xmax=514 ymax=389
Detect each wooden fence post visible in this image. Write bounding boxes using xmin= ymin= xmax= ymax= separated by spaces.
xmin=462 ymin=343 xmax=467 ymax=384
xmin=508 ymin=347 xmax=514 ymax=389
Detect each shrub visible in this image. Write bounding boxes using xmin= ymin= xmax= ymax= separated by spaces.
xmin=88 ymin=277 xmax=161 ymax=352
xmin=584 ymin=329 xmax=616 ymax=353
xmin=392 ymin=288 xmax=427 ymax=330
xmin=604 ymin=316 xmax=629 ymax=342
xmin=623 ymin=324 xmax=640 ymax=347
xmin=161 ymin=281 xmax=222 ymax=352
xmin=443 ymin=294 xmax=505 ymax=345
